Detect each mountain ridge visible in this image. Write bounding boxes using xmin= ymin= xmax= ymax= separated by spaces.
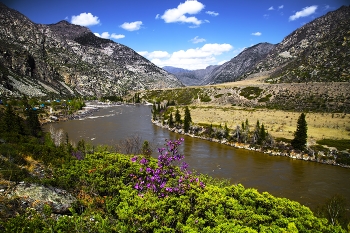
xmin=166 ymin=5 xmax=350 ymax=86
xmin=0 ymin=3 xmax=183 ymax=97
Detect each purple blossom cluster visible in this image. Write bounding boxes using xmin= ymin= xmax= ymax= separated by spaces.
xmin=72 ymin=150 xmax=84 ymax=160
xmin=130 ymin=138 xmax=205 ymax=197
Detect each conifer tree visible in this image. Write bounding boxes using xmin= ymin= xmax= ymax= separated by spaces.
xmin=152 ymin=103 xmax=157 ymax=120
xmin=169 ymin=112 xmax=174 ymax=128
xmin=175 ymin=109 xmax=181 ymax=124
xmin=224 ymin=123 xmax=230 ymax=139
xmin=183 ymin=106 xmax=191 ymax=133
xmin=291 ymin=113 xmax=308 ymax=151
xmin=258 ymin=123 xmax=267 ymax=145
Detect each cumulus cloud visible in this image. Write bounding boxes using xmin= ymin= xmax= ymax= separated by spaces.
xmin=139 ymin=43 xmax=233 ymax=70
xmin=71 ymin=12 xmax=100 ymax=26
xmin=161 ymin=0 xmax=205 ymax=26
xmin=190 ymin=36 xmax=206 ymax=44
xmin=251 ymin=32 xmax=262 ymax=36
xmin=268 ymin=6 xmax=274 ymax=10
xmin=206 ymin=11 xmax=219 ymax=16
xmin=278 ymin=5 xmax=284 ymax=9
xmin=94 ymin=32 xmax=125 ymax=40
xmin=120 ymin=21 xmax=143 ymax=31
xmin=155 ymin=14 xmax=160 ymax=19
xmin=289 ymin=5 xmax=318 ymax=21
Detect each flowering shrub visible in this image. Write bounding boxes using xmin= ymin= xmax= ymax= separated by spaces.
xmin=131 ymin=138 xmax=205 ymax=197
xmin=72 ymin=150 xmax=84 ymax=160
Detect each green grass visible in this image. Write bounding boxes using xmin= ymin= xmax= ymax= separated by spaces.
xmin=316 ymin=139 xmax=350 ymax=151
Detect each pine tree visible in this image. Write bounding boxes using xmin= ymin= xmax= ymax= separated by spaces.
xmin=258 ymin=123 xmax=266 ymax=145
xmin=25 ymin=107 xmax=41 ymax=137
xmin=175 ymin=109 xmax=181 ymax=124
xmin=291 ymin=113 xmax=308 ymax=151
xmin=224 ymin=123 xmax=230 ymax=139
xmin=183 ymin=106 xmax=191 ymax=133
xmin=169 ymin=112 xmax=174 ymax=128
xmin=1 ymin=104 xmax=24 ymax=136
xmin=152 ymin=103 xmax=157 ymax=121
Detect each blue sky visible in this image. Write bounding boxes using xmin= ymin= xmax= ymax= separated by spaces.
xmin=2 ymin=0 xmax=348 ymax=70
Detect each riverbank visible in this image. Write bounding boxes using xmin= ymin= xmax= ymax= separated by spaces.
xmin=40 ymin=101 xmax=123 ymax=124
xmin=152 ymin=119 xmax=350 ymax=169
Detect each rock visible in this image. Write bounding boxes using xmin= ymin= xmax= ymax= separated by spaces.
xmin=9 ymin=183 xmax=76 ymax=214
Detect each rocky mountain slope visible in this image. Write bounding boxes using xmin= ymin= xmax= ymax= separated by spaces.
xmin=201 ymin=43 xmax=276 ymax=85
xmin=0 ymin=3 xmax=182 ymax=98
xmin=163 ymin=65 xmax=218 ymax=86
xmin=165 ymin=5 xmax=349 ymax=86
xmin=242 ymin=5 xmax=350 ymax=83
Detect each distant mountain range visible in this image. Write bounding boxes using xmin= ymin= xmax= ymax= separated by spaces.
xmin=0 ymin=3 xmax=182 ymax=97
xmin=166 ymin=5 xmax=350 ymax=86
xmin=163 ymin=65 xmax=218 ymax=86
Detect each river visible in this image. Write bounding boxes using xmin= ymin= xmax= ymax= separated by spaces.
xmin=45 ymin=104 xmax=350 ymax=210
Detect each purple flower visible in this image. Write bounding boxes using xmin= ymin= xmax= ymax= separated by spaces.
xmin=140 ymin=158 xmax=148 ymax=165
xmin=131 ymin=156 xmax=137 ymax=162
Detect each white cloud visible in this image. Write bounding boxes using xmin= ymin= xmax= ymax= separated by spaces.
xmin=190 ymin=36 xmax=206 ymax=44
xmin=120 ymin=21 xmax=143 ymax=31
xmin=268 ymin=6 xmax=274 ymax=10
xmin=161 ymin=0 xmax=205 ymax=26
xmin=206 ymin=11 xmax=219 ymax=16
xmin=111 ymin=34 xmax=125 ymax=39
xmin=278 ymin=5 xmax=284 ymax=9
xmin=94 ymin=32 xmax=125 ymax=40
xmin=263 ymin=14 xmax=269 ymax=19
xmin=251 ymin=32 xmax=262 ymax=36
xmin=140 ymin=43 xmax=233 ymax=70
xmin=289 ymin=5 xmax=318 ymax=21
xmin=155 ymin=14 xmax=160 ymax=19
xmin=71 ymin=12 xmax=100 ymax=26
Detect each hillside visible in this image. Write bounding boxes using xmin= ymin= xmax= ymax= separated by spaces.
xmin=241 ymin=5 xmax=350 ymax=83
xmin=0 ymin=3 xmax=182 ymax=98
xmin=202 ymin=43 xmax=276 ymax=85
xmin=165 ymin=6 xmax=350 ymax=86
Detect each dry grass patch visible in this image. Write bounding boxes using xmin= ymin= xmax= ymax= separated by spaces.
xmin=185 ymin=105 xmax=350 ymax=142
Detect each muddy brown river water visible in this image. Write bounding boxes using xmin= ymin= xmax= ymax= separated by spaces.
xmin=45 ymin=104 xmax=350 ymax=210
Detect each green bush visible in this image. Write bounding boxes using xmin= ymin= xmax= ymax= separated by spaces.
xmin=316 ymin=139 xmax=350 ymax=151
xmin=239 ymin=87 xmax=263 ymax=100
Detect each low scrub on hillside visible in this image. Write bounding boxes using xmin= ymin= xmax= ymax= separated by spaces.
xmin=3 ymin=140 xmax=346 ymax=232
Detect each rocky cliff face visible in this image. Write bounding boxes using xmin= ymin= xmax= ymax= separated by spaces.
xmin=0 ymin=3 xmax=182 ymax=97
xmin=202 ymin=43 xmax=276 ymax=84
xmin=244 ymin=5 xmax=350 ymax=83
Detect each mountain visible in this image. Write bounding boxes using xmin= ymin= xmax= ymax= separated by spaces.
xmin=172 ymin=5 xmax=350 ymax=86
xmin=241 ymin=5 xmax=350 ymax=83
xmin=0 ymin=3 xmax=183 ymax=98
xmin=163 ymin=65 xmax=218 ymax=86
xmin=201 ymin=43 xmax=275 ymax=85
